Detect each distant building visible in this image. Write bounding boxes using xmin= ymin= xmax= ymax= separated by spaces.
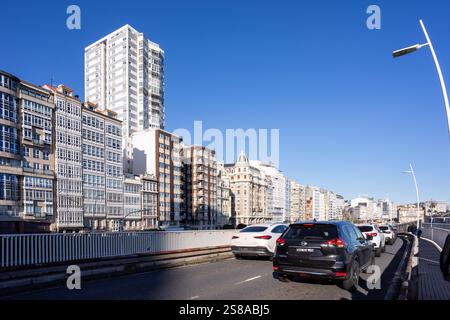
xmin=290 ymin=180 xmax=306 ymax=222
xmin=225 ymin=152 xmax=270 ymax=225
xmin=217 ymin=163 xmax=232 ymax=226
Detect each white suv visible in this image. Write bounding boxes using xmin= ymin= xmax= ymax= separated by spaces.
xmin=379 ymin=225 xmax=396 ymax=245
xmin=230 ymin=223 xmax=288 ymax=258
xmin=357 ymin=224 xmax=386 ymax=257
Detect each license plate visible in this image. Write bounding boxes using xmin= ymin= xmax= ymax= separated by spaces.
xmin=296 ymin=248 xmax=314 ymax=253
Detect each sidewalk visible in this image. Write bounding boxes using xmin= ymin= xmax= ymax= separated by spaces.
xmin=418 ymin=239 xmax=450 ymax=300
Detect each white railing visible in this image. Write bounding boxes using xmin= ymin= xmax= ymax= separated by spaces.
xmin=422 ymin=223 xmax=450 ymax=248
xmin=0 ymin=230 xmax=237 ymax=270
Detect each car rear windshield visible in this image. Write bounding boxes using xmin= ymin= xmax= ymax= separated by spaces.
xmin=240 ymin=226 xmax=268 ymax=233
xmin=379 ymin=226 xmax=389 ymax=231
xmin=358 ymin=226 xmax=374 ymax=232
xmin=283 ymin=224 xmax=338 ymax=240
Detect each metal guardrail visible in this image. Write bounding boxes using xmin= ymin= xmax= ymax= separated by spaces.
xmin=0 ymin=230 xmax=237 ymax=270
xmin=422 ymin=223 xmax=450 ymax=249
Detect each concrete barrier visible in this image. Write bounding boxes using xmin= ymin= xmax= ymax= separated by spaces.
xmin=0 ymin=245 xmax=233 ymax=297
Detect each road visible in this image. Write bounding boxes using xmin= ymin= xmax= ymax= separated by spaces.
xmin=3 ymin=238 xmax=404 ymax=300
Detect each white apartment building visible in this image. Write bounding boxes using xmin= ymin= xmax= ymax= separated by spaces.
xmin=305 ymin=186 xmax=326 ymax=221
xmin=123 ymin=175 xmax=142 ymax=230
xmin=82 ymin=102 xmax=123 ymax=231
xmin=350 ymin=195 xmax=377 ymax=221
xmin=324 ymin=189 xmax=338 ymax=221
xmin=43 ymin=84 xmax=84 ymax=231
xmin=217 ymin=163 xmax=231 ymax=226
xmin=250 ymin=160 xmax=288 ymax=222
xmin=130 ymin=128 xmax=182 ymax=226
xmin=84 ymin=24 xmax=165 ymax=141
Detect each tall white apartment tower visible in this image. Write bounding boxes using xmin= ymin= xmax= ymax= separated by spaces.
xmin=84 ymin=24 xmax=165 ymax=140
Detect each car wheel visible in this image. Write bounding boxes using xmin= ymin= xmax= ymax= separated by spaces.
xmin=375 ymin=248 xmax=381 ymax=257
xmin=342 ymin=261 xmax=360 ymax=291
xmin=234 ymin=254 xmax=243 ymax=260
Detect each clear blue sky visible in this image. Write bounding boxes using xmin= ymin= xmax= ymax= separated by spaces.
xmin=2 ymin=0 xmax=450 ymax=204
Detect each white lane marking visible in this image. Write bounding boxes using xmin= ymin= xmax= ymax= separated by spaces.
xmin=419 ymin=257 xmax=440 ymax=264
xmin=235 ymin=275 xmax=262 ymax=285
xmin=190 ymin=295 xmax=200 ymax=300
xmin=421 ymin=237 xmax=443 ymax=252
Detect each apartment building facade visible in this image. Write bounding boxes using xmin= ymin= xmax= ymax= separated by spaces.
xmin=140 ymin=174 xmax=158 ymax=229
xmin=225 ymin=153 xmax=269 ymax=225
xmin=0 ymin=71 xmax=56 ymax=232
xmin=290 ymin=180 xmax=306 ymax=222
xmin=81 ymin=102 xmax=123 ymax=231
xmin=217 ymin=163 xmax=232 ymax=226
xmin=130 ymin=128 xmax=182 ymax=226
xmin=43 ymin=84 xmax=84 ymax=231
xmin=181 ymin=146 xmax=218 ymax=228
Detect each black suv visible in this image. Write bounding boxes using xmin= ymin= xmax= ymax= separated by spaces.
xmin=272 ymin=221 xmax=375 ymax=291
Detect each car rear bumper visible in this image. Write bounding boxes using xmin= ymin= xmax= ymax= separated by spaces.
xmin=273 ymin=261 xmax=348 ymax=280
xmin=231 ymin=246 xmax=273 ymax=257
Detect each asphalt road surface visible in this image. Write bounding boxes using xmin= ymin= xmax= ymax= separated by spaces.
xmin=3 ymin=238 xmax=404 ymax=300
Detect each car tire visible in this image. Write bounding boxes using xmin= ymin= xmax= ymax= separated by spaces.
xmin=342 ymin=261 xmax=360 ymax=292
xmin=234 ymin=254 xmax=243 ymax=260
xmin=375 ymin=248 xmax=381 ymax=257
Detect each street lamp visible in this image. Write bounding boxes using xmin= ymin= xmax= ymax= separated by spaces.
xmin=402 ymin=163 xmax=421 ymax=229
xmin=393 ymin=19 xmax=450 ymax=138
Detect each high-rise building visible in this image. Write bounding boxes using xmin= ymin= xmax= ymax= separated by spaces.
xmin=181 ymin=146 xmax=218 ymax=229
xmin=130 ymin=128 xmax=182 ymax=226
xmin=81 ymin=102 xmax=123 ymax=231
xmin=43 ymin=84 xmax=84 ymax=231
xmin=84 ymin=24 xmax=165 ymax=140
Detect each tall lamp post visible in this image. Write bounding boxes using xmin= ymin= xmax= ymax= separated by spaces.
xmin=393 ymin=19 xmax=450 ymax=139
xmin=402 ymin=164 xmax=421 ymax=229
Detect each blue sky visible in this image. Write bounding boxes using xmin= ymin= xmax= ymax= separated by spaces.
xmin=2 ymin=0 xmax=450 ymax=204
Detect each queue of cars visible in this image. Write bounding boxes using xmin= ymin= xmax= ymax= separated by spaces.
xmin=230 ymin=220 xmax=397 ymax=291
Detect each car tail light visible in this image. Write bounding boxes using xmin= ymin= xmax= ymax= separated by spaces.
xmin=254 ymin=235 xmax=272 ymax=240
xmin=326 ymin=238 xmax=345 ymax=248
xmin=232 ymin=236 xmax=239 ymax=239
xmin=303 ymin=224 xmax=314 ymax=227
xmin=335 ymin=272 xmax=347 ymax=277
xmin=367 ymin=232 xmax=378 ymax=237
xmin=276 ymin=238 xmax=286 ymax=246
xmin=272 ymin=266 xmax=279 ymax=271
